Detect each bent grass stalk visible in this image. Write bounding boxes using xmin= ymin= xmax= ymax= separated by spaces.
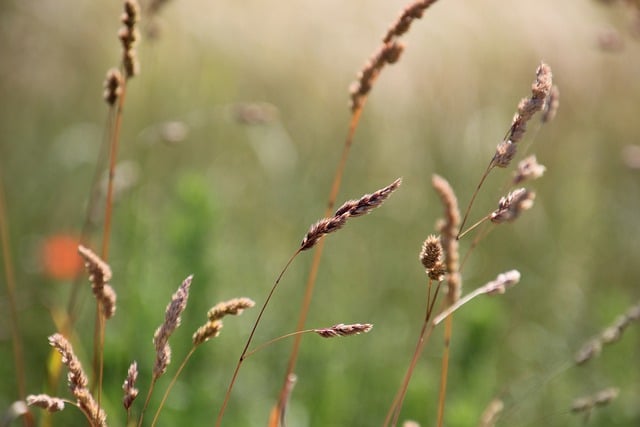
xmin=274 ymin=1 xmax=441 ymax=422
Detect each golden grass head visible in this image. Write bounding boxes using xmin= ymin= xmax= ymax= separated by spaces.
xmin=26 ymin=394 xmax=65 ymax=413
xmin=313 ymin=323 xmax=373 ymax=338
xmin=193 ymin=320 xmax=223 ymax=346
xmin=48 ymin=333 xmax=106 ymax=426
xmin=207 ymin=297 xmax=256 ymax=322
xmin=78 ymin=245 xmax=117 ymax=319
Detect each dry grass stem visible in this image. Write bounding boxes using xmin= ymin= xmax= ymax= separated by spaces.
xmin=313 ymin=323 xmax=373 ymax=338
xmin=575 ymin=300 xmax=640 ymax=365
xmin=432 ymin=175 xmax=461 ymax=304
xmin=78 ymin=245 xmax=117 ymax=319
xmin=489 ymin=188 xmax=535 ymax=224
xmin=512 ymin=155 xmax=546 ymax=185
xmin=433 ymin=270 xmax=521 ymax=326
xmin=48 ymin=333 xmax=106 ymax=426
xmin=122 ymin=361 xmax=139 ymax=410
xmin=153 ymin=275 xmax=192 ymax=377
xmin=103 ymin=69 xmax=124 ymax=106
xmin=300 ymin=178 xmax=402 ymax=251
xmin=26 ymin=394 xmax=65 ymax=413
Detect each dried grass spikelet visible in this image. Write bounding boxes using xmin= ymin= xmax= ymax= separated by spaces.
xmin=478 ymin=398 xmax=504 ymax=427
xmin=78 ymin=245 xmax=117 ymax=319
xmin=350 ymin=41 xmax=405 ymax=111
xmin=433 ymin=270 xmax=521 ymax=325
xmin=349 ymin=0 xmax=441 ymax=112
xmin=489 ymin=188 xmax=535 ymax=224
xmin=26 ymin=394 xmax=65 ymax=413
xmin=512 ymin=155 xmax=546 ymax=185
xmin=48 ymin=333 xmax=106 ymax=426
xmin=103 ymin=68 xmax=124 ymax=106
xmin=300 ymin=178 xmax=402 ymax=251
xmin=420 ymin=235 xmax=445 ymax=281
xmin=402 ymin=421 xmax=421 ymax=427
xmin=193 ymin=320 xmax=223 ymax=346
xmin=119 ymin=0 xmax=140 ymax=78
xmin=193 ymin=297 xmax=255 ymax=346
xmin=491 ymin=63 xmax=553 ymax=169
xmin=153 ymin=275 xmax=192 ymax=377
xmin=541 ymin=85 xmax=560 ymax=123
xmin=575 ymin=300 xmax=639 ymax=365
xmin=431 ymin=174 xmax=461 ymax=304
xmin=207 ymin=297 xmax=256 ymax=322
xmin=571 ymin=387 xmax=619 ymax=415
xmin=383 ymin=0 xmax=440 ymax=43
xmin=313 ymin=323 xmax=373 ymax=338
xmin=122 ymin=361 xmax=139 ymax=410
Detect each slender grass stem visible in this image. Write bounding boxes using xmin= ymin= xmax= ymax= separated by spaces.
xmin=385 ymin=280 xmax=442 ymax=427
xmin=436 ymin=315 xmax=453 ymax=427
xmin=151 ymin=347 xmax=197 ymax=427
xmin=138 ymin=376 xmax=158 ymax=427
xmin=216 ymin=249 xmax=301 ymax=427
xmin=457 ymin=162 xmax=493 ymax=240
xmin=273 ymin=107 xmax=364 ymax=424
xmin=0 ymin=174 xmax=34 ymax=427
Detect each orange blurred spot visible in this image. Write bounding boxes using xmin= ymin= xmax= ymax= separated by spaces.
xmin=41 ymin=234 xmax=84 ymax=280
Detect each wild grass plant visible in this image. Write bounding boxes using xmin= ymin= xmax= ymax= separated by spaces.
xmin=1 ymin=0 xmax=640 ymax=426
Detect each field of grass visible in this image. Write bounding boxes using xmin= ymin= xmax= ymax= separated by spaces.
xmin=1 ymin=0 xmax=640 ymax=426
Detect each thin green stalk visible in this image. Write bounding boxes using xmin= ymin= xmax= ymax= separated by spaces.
xmin=0 ymin=173 xmax=34 ymax=427
xmin=151 ymin=347 xmax=197 ymax=427
xmin=216 ymin=249 xmax=301 ymax=427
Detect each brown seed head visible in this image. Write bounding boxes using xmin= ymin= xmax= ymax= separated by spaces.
xmin=513 ymin=155 xmax=546 ymax=184
xmin=314 ymin=323 xmax=373 ymax=338
xmin=334 ymin=178 xmax=402 ymax=217
xmin=301 ymin=178 xmax=402 ymax=250
xmin=153 ymin=275 xmax=192 ymax=376
xmin=541 ymin=85 xmax=560 ymax=123
xmin=122 ymin=361 xmax=139 ymax=410
xmin=420 ymin=235 xmax=442 ymax=271
xmin=103 ymin=68 xmax=123 ymax=106
xmin=490 ymin=189 xmax=536 ymax=224
xmin=349 ymin=41 xmax=405 ymax=111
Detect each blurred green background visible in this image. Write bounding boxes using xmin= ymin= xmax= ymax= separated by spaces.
xmin=1 ymin=0 xmax=639 ymax=426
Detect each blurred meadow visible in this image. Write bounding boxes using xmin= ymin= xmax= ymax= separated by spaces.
xmin=1 ymin=0 xmax=640 ymax=426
